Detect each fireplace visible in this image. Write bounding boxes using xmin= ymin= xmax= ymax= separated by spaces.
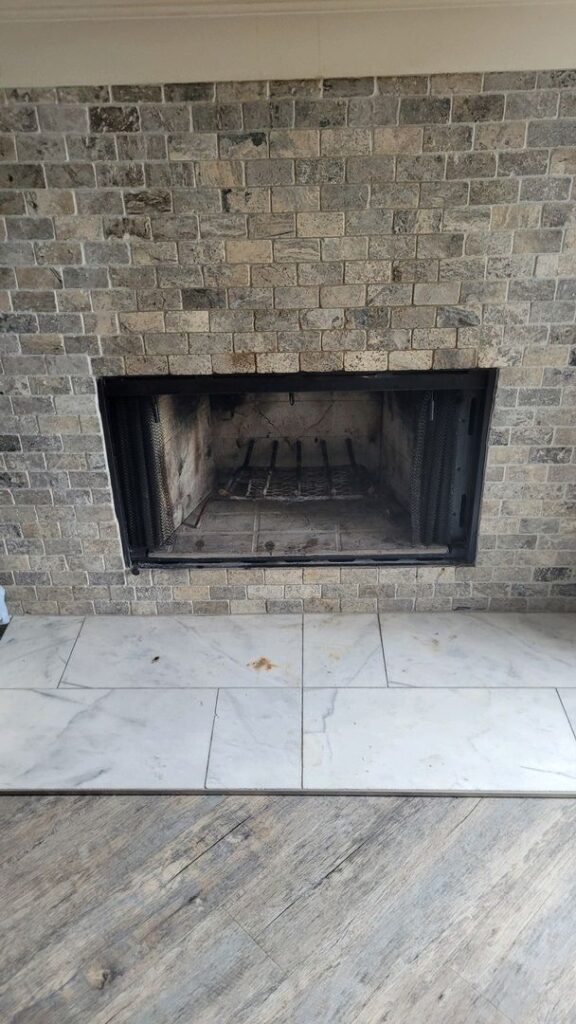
xmin=99 ymin=370 xmax=495 ymax=569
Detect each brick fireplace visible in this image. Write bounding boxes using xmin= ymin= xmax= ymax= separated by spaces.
xmin=1 ymin=71 xmax=576 ymax=615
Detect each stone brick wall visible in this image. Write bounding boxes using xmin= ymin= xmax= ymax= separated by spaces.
xmin=1 ymin=71 xmax=576 ymax=615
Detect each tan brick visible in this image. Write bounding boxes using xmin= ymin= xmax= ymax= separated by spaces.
xmin=389 ymin=350 xmax=434 ymax=369
xmin=296 ymin=212 xmax=344 ymax=237
xmin=374 ymin=126 xmax=423 ymax=154
xmin=211 ymin=352 xmax=256 ymax=373
xmin=226 ymin=239 xmax=272 ymax=263
xmin=344 ymin=351 xmax=388 ymax=371
xmin=165 ymin=311 xmax=210 ymax=332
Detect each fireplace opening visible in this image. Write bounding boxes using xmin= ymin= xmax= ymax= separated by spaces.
xmin=99 ymin=370 xmax=496 ymax=568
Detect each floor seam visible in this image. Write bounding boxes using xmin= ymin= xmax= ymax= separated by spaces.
xmin=556 ymin=688 xmax=576 ymax=748
xmin=57 ymin=617 xmax=86 ymax=688
xmin=377 ymin=613 xmax=389 ymax=686
xmin=300 ymin=613 xmax=304 ymax=789
xmin=204 ymin=689 xmax=220 ymax=789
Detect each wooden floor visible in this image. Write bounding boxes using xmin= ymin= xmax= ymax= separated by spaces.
xmin=1 ymin=795 xmax=576 ymax=1023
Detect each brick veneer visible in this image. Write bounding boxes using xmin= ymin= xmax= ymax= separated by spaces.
xmin=1 ymin=71 xmax=576 ymax=615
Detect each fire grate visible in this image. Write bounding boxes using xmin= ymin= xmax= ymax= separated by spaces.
xmin=218 ymin=437 xmax=375 ymax=501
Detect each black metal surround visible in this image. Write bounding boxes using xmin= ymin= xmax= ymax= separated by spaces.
xmin=98 ymin=369 xmax=497 ymax=570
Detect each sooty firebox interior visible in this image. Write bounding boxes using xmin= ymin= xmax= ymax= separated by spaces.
xmin=99 ymin=370 xmax=495 ymax=568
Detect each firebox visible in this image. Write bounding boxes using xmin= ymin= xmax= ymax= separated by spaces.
xmin=98 ymin=370 xmax=496 ymax=569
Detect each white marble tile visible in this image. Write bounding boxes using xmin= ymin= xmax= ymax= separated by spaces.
xmin=303 ymin=688 xmax=576 ymax=793
xmin=380 ymin=612 xmax=576 ymax=688
xmin=0 ymin=688 xmax=217 ymax=790
xmin=303 ymin=614 xmax=386 ymax=687
xmin=206 ymin=688 xmax=302 ymax=790
xmin=61 ymin=614 xmax=302 ymax=689
xmin=0 ymin=616 xmax=84 ymax=689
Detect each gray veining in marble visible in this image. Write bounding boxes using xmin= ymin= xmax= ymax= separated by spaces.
xmin=0 ymin=616 xmax=84 ymax=689
xmin=0 ymin=688 xmax=217 ymax=790
xmin=304 ymin=614 xmax=386 ymax=687
xmin=303 ymin=687 xmax=576 ymax=792
xmin=206 ymin=688 xmax=302 ymax=790
xmin=380 ymin=612 xmax=576 ymax=688
xmin=61 ymin=614 xmax=302 ymax=689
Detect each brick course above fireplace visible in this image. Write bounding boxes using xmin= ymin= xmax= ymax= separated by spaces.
xmin=1 ymin=72 xmax=575 ymax=615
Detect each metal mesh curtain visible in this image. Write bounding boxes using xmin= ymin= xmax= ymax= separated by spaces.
xmin=108 ymin=396 xmax=173 ymax=555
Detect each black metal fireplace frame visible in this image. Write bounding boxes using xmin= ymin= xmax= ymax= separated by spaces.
xmin=98 ymin=369 xmax=497 ymax=571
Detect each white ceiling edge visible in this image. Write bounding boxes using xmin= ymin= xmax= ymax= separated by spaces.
xmin=1 ymin=4 xmax=576 ymax=86
xmin=2 ymin=0 xmax=576 ymax=22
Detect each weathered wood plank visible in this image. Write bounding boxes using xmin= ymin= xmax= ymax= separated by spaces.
xmin=1 ymin=795 xmax=576 ymax=1024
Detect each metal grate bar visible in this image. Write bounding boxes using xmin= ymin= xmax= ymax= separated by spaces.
xmin=219 ymin=437 xmax=375 ymax=502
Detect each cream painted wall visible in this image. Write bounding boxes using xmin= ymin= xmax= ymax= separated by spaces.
xmin=0 ymin=4 xmax=576 ymax=86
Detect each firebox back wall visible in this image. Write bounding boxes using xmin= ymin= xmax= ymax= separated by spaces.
xmin=1 ymin=71 xmax=575 ymax=615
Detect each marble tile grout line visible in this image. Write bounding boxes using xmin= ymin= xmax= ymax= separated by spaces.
xmin=377 ymin=614 xmax=389 ymax=686
xmin=556 ymin=688 xmax=576 ymax=749
xmin=204 ymin=688 xmax=220 ymax=789
xmin=57 ymin=616 xmax=86 ymax=689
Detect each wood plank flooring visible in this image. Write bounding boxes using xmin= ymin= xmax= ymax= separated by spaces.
xmin=1 ymin=794 xmax=576 ymax=1023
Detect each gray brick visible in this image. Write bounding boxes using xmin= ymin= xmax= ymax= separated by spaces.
xmin=452 ymin=94 xmax=504 ymax=121
xmin=399 ymin=97 xmax=451 ymax=124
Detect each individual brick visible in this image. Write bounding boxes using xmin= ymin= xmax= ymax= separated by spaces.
xmin=243 ymin=100 xmax=294 ymax=130
xmin=298 ymin=262 xmax=342 ymax=285
xmin=512 ymin=229 xmax=563 ymax=254
xmin=270 ymin=80 xmax=321 ymax=98
xmin=192 ymin=103 xmax=242 ymax=132
xmin=270 ymin=130 xmax=319 ymax=158
xmin=431 ymin=73 xmax=483 ymax=94
xmin=422 ymin=125 xmax=473 ymax=152
xmin=165 ymin=311 xmax=210 ymax=332
xmin=452 ymin=94 xmax=505 ymax=121
xmin=245 ymin=159 xmax=294 ymax=186
xmin=446 ymin=153 xmax=496 ymax=178
xmin=219 ymin=132 xmax=268 ymax=160
xmin=168 ymin=134 xmax=218 ymax=161
xmin=216 ymin=81 xmax=266 ymax=102
xmin=474 ymin=123 xmax=526 ymax=151
xmin=370 ymin=183 xmax=419 ymax=207
xmin=226 ymin=239 xmax=272 ymax=263
xmin=222 ymin=188 xmax=270 ymax=214
xmin=295 ymin=157 xmax=344 ymax=183
xmin=0 ymin=164 xmax=45 ymax=189
xmin=296 ymin=212 xmax=344 ymax=236
xmin=140 ymin=104 xmax=190 ymax=133
xmin=344 ymin=351 xmax=388 ymax=371
xmin=497 ymin=150 xmax=549 ymax=177
xmin=294 ymin=100 xmax=347 ymax=128
xmin=320 ymin=129 xmax=371 ymax=156
xmin=348 ymin=97 xmax=398 ymax=126
xmin=399 ymin=97 xmax=451 ymax=124
xmin=346 ymin=156 xmax=394 ymax=183
xmin=248 ymin=213 xmax=294 ymax=238
xmin=195 ymin=161 xmax=244 ymax=187
xmin=320 ymin=285 xmax=365 ymax=307
xmin=389 ymin=350 xmax=433 ymax=369
xmin=164 ymin=82 xmax=215 ymax=102
xmin=89 ymin=106 xmax=140 ymax=132
xmin=320 ymin=184 xmax=368 ymax=210
xmin=228 ymin=287 xmax=273 ymax=309
xmin=396 ymin=155 xmax=445 ymax=181
xmin=275 ymin=286 xmax=318 ymax=308
xmin=271 ymin=185 xmax=319 ymax=211
xmin=345 ymin=210 xmax=393 ymax=234
xmin=323 ymin=77 xmax=375 ymax=96
xmin=527 ymin=120 xmax=576 ymax=148
xmin=373 ymin=126 xmax=423 ymax=153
